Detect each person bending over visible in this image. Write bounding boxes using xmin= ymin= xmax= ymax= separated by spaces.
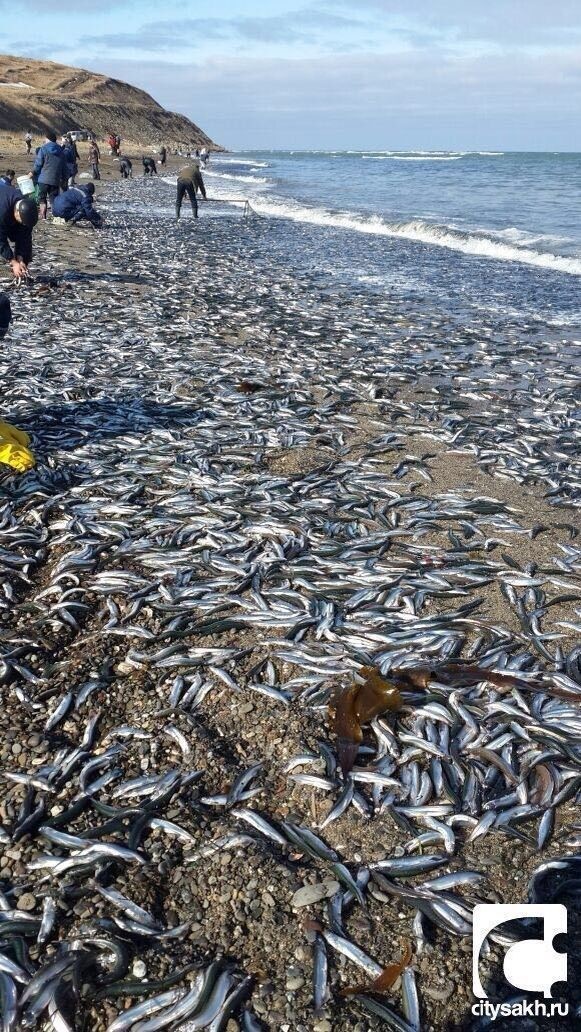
xmin=119 ymin=157 xmax=133 ymax=179
xmin=0 ymin=190 xmax=38 ymax=278
xmin=176 ymin=160 xmax=207 ymax=221
xmin=142 ymin=157 xmax=157 ymax=176
xmin=52 ymin=183 xmax=102 ymax=228
xmin=0 ymin=171 xmax=16 ymax=187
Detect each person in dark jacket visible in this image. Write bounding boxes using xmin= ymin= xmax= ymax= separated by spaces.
xmin=52 ymin=183 xmax=102 ymax=227
xmin=175 ymin=161 xmax=207 ymax=221
xmin=32 ymin=131 xmax=65 ymax=219
xmin=61 ymin=136 xmax=79 ymax=188
xmin=159 ymin=145 xmax=167 ymax=166
xmin=119 ymin=157 xmax=132 ymax=179
xmin=142 ymin=156 xmax=157 ymax=176
xmin=0 ymin=292 xmax=12 ymax=338
xmin=0 ymin=171 xmax=16 ymax=187
xmin=0 ymin=189 xmax=38 ymax=278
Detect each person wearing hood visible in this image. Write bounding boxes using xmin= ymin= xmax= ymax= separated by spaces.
xmin=32 ymin=131 xmax=65 ymax=219
xmin=52 ymin=183 xmax=102 ymax=227
xmin=0 ymin=171 xmax=16 ymax=187
xmin=0 ymin=188 xmax=38 ymax=278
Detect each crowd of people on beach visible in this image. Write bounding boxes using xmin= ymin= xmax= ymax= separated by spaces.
xmin=0 ymin=129 xmax=211 ymax=471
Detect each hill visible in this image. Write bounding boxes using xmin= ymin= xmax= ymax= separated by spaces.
xmin=0 ymin=55 xmax=220 ymax=149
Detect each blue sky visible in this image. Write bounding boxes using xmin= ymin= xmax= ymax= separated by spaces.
xmin=2 ymin=1 xmax=580 ymax=149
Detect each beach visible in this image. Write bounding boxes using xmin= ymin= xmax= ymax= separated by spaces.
xmin=0 ymin=161 xmax=580 ymax=1032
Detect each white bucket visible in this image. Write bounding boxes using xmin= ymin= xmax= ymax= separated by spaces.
xmin=16 ymin=175 xmax=35 ymax=196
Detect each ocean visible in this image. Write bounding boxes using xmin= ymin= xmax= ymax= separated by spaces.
xmin=202 ymin=150 xmax=581 ymax=326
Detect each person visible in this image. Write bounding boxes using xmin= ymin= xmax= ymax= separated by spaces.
xmin=24 ymin=132 xmax=32 ymax=155
xmin=32 ymin=131 xmax=65 ymax=219
xmin=200 ymin=146 xmax=209 ymax=167
xmin=0 ymin=292 xmax=11 ymax=338
xmin=115 ymin=135 xmax=121 ymax=156
xmin=0 ymin=171 xmax=16 ymax=187
xmin=52 ymin=183 xmax=102 ymax=227
xmin=88 ymin=138 xmax=101 ymax=180
xmin=159 ymin=145 xmax=167 ymax=166
xmin=175 ymin=159 xmax=207 ymax=221
xmin=142 ymin=156 xmax=157 ymax=176
xmin=61 ymin=135 xmax=79 ymax=189
xmin=119 ymin=157 xmax=132 ymax=179
xmin=0 ymin=188 xmax=38 ymax=278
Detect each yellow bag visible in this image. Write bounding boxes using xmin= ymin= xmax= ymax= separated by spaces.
xmin=0 ymin=420 xmax=35 ymax=473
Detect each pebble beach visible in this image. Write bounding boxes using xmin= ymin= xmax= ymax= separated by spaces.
xmin=0 ymin=158 xmax=580 ymax=1031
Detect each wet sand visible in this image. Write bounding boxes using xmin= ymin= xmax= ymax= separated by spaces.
xmin=0 ymin=172 xmax=579 ymax=1032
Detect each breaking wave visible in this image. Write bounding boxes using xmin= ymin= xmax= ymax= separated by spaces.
xmin=206 ymin=180 xmax=581 ymax=275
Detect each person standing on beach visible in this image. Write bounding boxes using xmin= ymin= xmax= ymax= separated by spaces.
xmin=159 ymin=145 xmax=167 ymax=166
xmin=24 ymin=132 xmax=32 ymax=155
xmin=0 ymin=189 xmax=38 ymax=278
xmin=88 ymin=138 xmax=101 ymax=180
xmin=32 ymin=131 xmax=65 ymax=220
xmin=175 ymin=160 xmax=207 ymax=221
xmin=61 ymin=135 xmax=79 ymax=189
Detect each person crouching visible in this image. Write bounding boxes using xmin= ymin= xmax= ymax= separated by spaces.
xmin=52 ymin=183 xmax=102 ymax=228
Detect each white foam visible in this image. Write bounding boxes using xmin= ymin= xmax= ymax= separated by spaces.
xmin=214 ymin=158 xmax=270 ymax=167
xmin=206 ymin=181 xmax=581 ymax=275
xmin=206 ymin=170 xmax=271 ymax=185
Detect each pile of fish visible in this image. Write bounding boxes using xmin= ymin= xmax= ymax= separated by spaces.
xmin=0 ymin=179 xmax=579 ymax=1029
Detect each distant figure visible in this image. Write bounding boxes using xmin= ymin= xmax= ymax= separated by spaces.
xmin=115 ymin=135 xmax=121 ymax=155
xmin=200 ymin=147 xmax=209 ymax=167
xmin=24 ymin=132 xmax=32 ymax=155
xmin=88 ymin=139 xmax=101 ymax=180
xmin=32 ymin=131 xmax=65 ymax=220
xmin=52 ymin=183 xmax=102 ymax=228
xmin=159 ymin=145 xmax=167 ymax=166
xmin=0 ymin=189 xmax=38 ymax=278
xmin=142 ymin=157 xmax=157 ymax=177
xmin=0 ymin=171 xmax=16 ymax=187
xmin=175 ymin=160 xmax=207 ymax=221
xmin=119 ymin=157 xmax=133 ymax=179
xmin=61 ymin=135 xmax=79 ymax=188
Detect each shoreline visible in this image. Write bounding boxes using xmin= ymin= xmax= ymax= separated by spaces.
xmin=1 ymin=173 xmax=579 ymax=1031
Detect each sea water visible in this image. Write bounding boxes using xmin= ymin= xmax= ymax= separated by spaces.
xmin=202 ymin=150 xmax=581 ymax=326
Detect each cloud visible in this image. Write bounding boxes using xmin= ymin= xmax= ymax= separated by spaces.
xmin=346 ymin=0 xmax=581 ymax=46
xmin=80 ymin=7 xmax=364 ymax=52
xmin=95 ymin=45 xmax=581 ymax=150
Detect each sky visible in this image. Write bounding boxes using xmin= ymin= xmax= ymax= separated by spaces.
xmin=1 ymin=0 xmax=580 ymax=150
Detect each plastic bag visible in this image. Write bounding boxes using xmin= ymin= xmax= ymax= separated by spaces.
xmin=0 ymin=420 xmax=35 ymax=472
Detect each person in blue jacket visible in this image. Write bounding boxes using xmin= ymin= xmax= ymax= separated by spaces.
xmin=0 ymin=189 xmax=38 ymax=278
xmin=52 ymin=183 xmax=102 ymax=227
xmin=32 ymin=131 xmax=65 ymax=219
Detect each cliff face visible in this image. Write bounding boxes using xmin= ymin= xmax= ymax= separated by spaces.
xmin=0 ymin=55 xmax=221 ymax=149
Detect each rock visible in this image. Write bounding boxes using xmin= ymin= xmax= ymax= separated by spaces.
xmin=314 ymin=1021 xmax=332 ymax=1032
xmin=291 ymin=880 xmax=339 ymax=908
xmin=132 ymin=960 xmax=147 ymax=978
xmin=17 ymin=893 xmax=36 ymax=911
xmin=286 ymin=974 xmax=305 ymax=991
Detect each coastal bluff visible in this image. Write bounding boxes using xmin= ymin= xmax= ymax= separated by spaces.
xmin=0 ymin=55 xmax=220 ymax=149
